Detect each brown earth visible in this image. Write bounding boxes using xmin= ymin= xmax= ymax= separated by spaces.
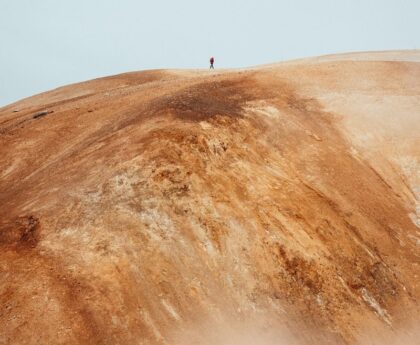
xmin=0 ymin=51 xmax=419 ymax=344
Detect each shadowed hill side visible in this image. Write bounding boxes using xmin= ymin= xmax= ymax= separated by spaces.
xmin=0 ymin=51 xmax=419 ymax=345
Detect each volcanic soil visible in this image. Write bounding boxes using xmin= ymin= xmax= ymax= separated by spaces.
xmin=1 ymin=50 xmax=420 ymax=344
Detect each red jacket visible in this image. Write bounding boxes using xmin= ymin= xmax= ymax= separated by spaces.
xmin=210 ymin=57 xmax=214 ymax=64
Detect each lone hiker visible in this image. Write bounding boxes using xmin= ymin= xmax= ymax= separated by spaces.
xmin=210 ymin=56 xmax=215 ymax=69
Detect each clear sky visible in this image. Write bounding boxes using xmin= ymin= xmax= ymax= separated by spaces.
xmin=1 ymin=0 xmax=419 ymax=106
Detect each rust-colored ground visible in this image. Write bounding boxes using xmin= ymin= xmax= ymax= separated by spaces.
xmin=1 ymin=51 xmax=419 ymax=344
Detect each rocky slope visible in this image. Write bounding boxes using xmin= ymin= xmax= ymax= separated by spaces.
xmin=1 ymin=51 xmax=419 ymax=344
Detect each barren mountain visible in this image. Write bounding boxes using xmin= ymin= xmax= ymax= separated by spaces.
xmin=1 ymin=51 xmax=419 ymax=345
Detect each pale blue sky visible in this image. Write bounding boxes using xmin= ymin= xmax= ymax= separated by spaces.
xmin=1 ymin=0 xmax=419 ymax=106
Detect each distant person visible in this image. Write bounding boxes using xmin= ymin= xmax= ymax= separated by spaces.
xmin=210 ymin=56 xmax=215 ymax=69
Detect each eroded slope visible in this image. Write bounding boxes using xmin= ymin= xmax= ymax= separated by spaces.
xmin=1 ymin=51 xmax=419 ymax=344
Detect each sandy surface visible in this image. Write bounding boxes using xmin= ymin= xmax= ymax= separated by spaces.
xmin=0 ymin=51 xmax=419 ymax=344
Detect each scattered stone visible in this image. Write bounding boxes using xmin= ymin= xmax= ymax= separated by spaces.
xmin=33 ymin=110 xmax=54 ymax=119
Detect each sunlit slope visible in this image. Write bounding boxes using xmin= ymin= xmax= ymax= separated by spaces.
xmin=1 ymin=51 xmax=419 ymax=345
